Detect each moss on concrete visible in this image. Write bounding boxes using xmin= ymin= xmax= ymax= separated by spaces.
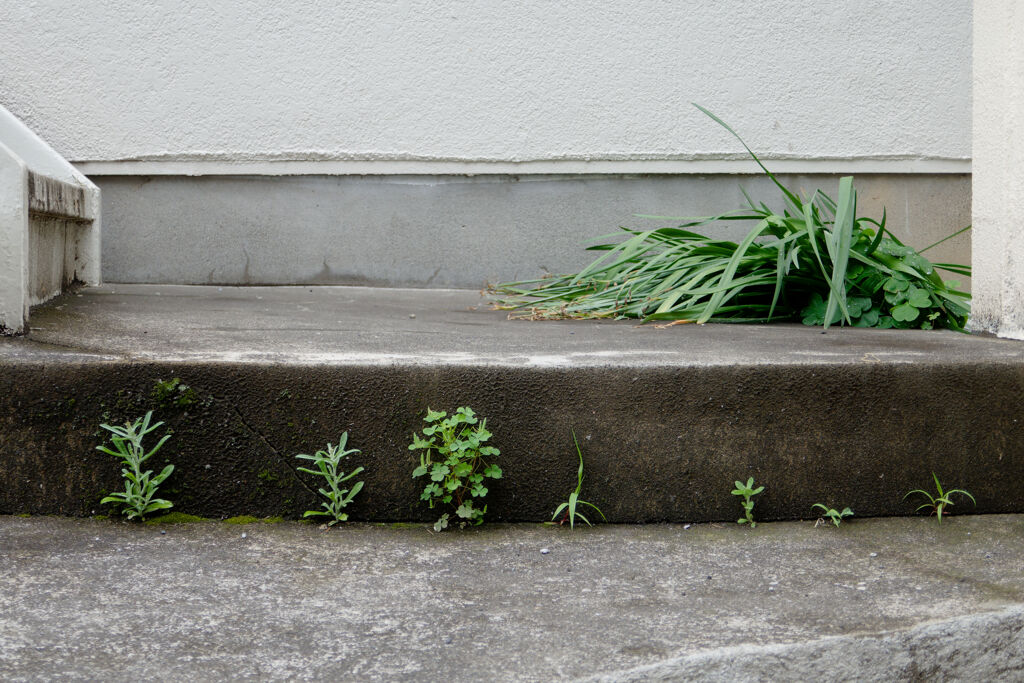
xmin=144 ymin=512 xmax=208 ymax=525
xmin=224 ymin=515 xmax=286 ymax=524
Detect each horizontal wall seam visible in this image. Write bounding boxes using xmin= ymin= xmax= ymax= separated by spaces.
xmin=74 ymin=157 xmax=972 ymax=177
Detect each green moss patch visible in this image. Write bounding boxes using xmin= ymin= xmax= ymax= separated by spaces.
xmin=223 ymin=515 xmax=260 ymax=525
xmin=144 ymin=512 xmax=208 ymax=525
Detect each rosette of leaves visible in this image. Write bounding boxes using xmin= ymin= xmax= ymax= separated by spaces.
xmin=98 ymin=411 xmax=174 ymax=520
xmin=295 ymin=432 xmax=365 ymax=526
xmin=410 ymin=407 xmax=502 ymax=531
xmin=492 ymin=105 xmax=970 ymax=331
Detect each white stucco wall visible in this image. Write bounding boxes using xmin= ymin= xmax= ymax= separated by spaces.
xmin=0 ymin=0 xmax=970 ymax=174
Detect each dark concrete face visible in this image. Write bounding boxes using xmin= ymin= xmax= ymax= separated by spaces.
xmin=1 ymin=358 xmax=1021 ymax=522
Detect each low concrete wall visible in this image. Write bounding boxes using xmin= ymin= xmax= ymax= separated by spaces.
xmin=96 ymin=173 xmax=971 ymax=289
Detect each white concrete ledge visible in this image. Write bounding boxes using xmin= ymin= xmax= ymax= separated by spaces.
xmin=74 ymin=157 xmax=972 ymax=177
xmin=0 ymin=106 xmax=100 ymax=334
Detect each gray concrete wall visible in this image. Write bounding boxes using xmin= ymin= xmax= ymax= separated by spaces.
xmin=96 ymin=174 xmax=971 ymax=289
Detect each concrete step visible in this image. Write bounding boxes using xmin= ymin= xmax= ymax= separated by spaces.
xmin=1 ymin=515 xmax=1022 ymax=681
xmin=1 ymin=284 xmax=1022 ymax=521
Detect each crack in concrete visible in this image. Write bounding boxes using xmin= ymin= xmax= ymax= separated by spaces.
xmin=222 ymin=401 xmax=320 ymax=501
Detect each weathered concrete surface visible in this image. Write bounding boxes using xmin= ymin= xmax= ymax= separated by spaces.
xmin=1 ymin=515 xmax=1022 ymax=681
xmin=1 ymin=284 xmax=1022 ymax=521
xmin=94 ymin=173 xmax=971 ymax=289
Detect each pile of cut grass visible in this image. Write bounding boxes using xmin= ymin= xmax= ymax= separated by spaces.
xmin=492 ymin=106 xmax=970 ymax=331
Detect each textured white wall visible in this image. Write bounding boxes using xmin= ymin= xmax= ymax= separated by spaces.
xmin=0 ymin=0 xmax=970 ymax=169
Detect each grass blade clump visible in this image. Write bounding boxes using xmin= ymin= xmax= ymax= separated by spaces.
xmin=491 ymin=105 xmax=970 ymax=331
xmin=551 ymin=431 xmax=606 ymax=529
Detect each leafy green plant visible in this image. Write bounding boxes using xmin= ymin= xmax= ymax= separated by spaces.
xmin=98 ymin=411 xmax=174 ymax=520
xmin=151 ymin=377 xmax=197 ymax=408
xmin=551 ymin=431 xmax=606 ymax=529
xmin=732 ymin=477 xmax=764 ymax=527
xmin=812 ymin=503 xmax=853 ymax=527
xmin=904 ymin=473 xmax=975 ymax=523
xmin=410 ymin=407 xmax=502 ymax=531
xmin=492 ymin=105 xmax=969 ymax=331
xmin=295 ymin=433 xmax=365 ymax=526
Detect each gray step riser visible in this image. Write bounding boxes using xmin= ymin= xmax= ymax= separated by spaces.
xmin=2 ymin=359 xmax=1020 ymax=522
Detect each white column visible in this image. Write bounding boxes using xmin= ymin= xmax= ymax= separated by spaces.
xmin=0 ymin=143 xmax=29 ymax=334
xmin=972 ymin=1 xmax=1024 ymax=339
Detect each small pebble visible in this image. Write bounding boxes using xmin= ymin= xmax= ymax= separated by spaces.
xmin=869 ymin=552 xmax=878 ymax=557
xmin=683 ymin=524 xmax=692 ymax=530
xmin=409 ymin=313 xmax=416 ymax=319
xmin=241 ymin=532 xmax=247 ymax=539
xmin=444 ymin=636 xmax=453 ymax=644
xmin=160 ymin=530 xmax=166 ymax=535
xmin=540 ymin=548 xmax=550 ymax=555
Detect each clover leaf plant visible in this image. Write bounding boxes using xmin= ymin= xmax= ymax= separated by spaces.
xmin=410 ymin=407 xmax=502 ymax=531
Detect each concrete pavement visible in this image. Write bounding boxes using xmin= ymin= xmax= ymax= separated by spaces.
xmin=2 ymin=514 xmax=1023 ymax=681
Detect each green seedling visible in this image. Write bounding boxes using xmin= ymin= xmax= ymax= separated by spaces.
xmin=295 ymin=433 xmax=365 ymax=526
xmin=410 ymin=406 xmax=502 ymax=531
xmin=904 ymin=472 xmax=975 ymax=523
xmin=551 ymin=431 xmax=606 ymax=529
xmin=98 ymin=411 xmax=174 ymax=520
xmin=812 ymin=503 xmax=853 ymax=527
xmin=732 ymin=477 xmax=764 ymax=527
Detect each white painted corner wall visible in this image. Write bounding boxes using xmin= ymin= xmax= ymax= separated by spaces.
xmin=0 ymin=0 xmax=970 ymax=175
xmin=972 ymin=0 xmax=1024 ymax=339
xmin=0 ymin=106 xmax=100 ymax=334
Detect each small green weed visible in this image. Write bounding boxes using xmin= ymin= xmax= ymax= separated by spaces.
xmin=812 ymin=503 xmax=853 ymax=527
xmin=98 ymin=411 xmax=175 ymax=520
xmin=151 ymin=377 xmax=197 ymax=408
xmin=295 ymin=433 xmax=365 ymax=526
xmin=410 ymin=407 xmax=502 ymax=531
xmin=732 ymin=477 xmax=764 ymax=527
xmin=904 ymin=473 xmax=975 ymax=523
xmin=551 ymin=431 xmax=606 ymax=529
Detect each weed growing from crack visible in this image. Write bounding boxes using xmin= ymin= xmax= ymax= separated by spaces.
xmin=812 ymin=503 xmax=853 ymax=527
xmin=732 ymin=477 xmax=764 ymax=527
xmin=551 ymin=430 xmax=606 ymax=529
xmin=98 ymin=411 xmax=174 ymax=520
xmin=410 ymin=407 xmax=502 ymax=531
xmin=904 ymin=473 xmax=975 ymax=523
xmin=295 ymin=433 xmax=365 ymax=526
